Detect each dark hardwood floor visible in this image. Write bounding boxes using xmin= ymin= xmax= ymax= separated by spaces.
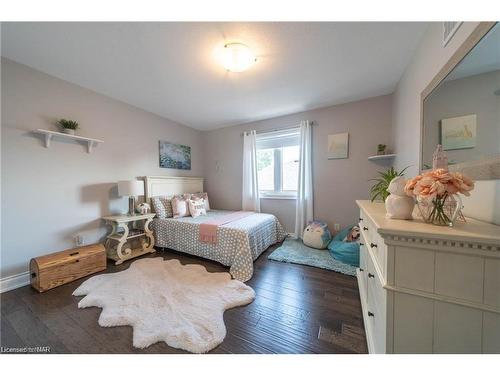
xmin=0 ymin=245 xmax=367 ymax=354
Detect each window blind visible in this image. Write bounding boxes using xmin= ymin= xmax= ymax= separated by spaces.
xmin=255 ymin=128 xmax=300 ymax=149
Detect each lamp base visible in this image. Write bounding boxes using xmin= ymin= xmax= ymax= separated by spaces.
xmin=128 ymin=196 xmax=136 ymax=216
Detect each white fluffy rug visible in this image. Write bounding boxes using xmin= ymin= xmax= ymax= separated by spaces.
xmin=73 ymin=257 xmax=255 ymax=353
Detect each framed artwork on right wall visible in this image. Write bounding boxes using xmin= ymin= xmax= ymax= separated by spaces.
xmin=327 ymin=132 xmax=349 ymax=159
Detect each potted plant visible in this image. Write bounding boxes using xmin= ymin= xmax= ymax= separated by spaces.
xmin=57 ymin=119 xmax=79 ymax=135
xmin=369 ymin=166 xmax=408 ymax=202
xmin=377 ymin=144 xmax=387 ymax=155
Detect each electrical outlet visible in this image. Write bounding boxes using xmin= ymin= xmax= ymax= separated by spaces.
xmin=333 ymin=223 xmax=340 ymax=231
xmin=75 ymin=235 xmax=84 ymax=247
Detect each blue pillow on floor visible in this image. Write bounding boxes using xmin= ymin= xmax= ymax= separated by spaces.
xmin=327 ymin=226 xmax=360 ymax=267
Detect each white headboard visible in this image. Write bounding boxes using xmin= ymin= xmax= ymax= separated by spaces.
xmin=142 ymin=176 xmax=204 ymax=202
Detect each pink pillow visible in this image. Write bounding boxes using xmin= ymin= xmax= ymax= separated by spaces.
xmin=191 ymin=192 xmax=210 ymax=210
xmin=172 ymin=196 xmax=190 ymax=218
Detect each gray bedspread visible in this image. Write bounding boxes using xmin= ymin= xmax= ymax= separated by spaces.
xmin=152 ymin=210 xmax=287 ymax=281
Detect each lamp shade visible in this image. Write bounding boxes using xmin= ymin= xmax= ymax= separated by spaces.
xmin=117 ymin=180 xmax=144 ymax=197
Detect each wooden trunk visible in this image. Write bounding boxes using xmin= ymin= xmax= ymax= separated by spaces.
xmin=30 ymin=244 xmax=106 ymax=292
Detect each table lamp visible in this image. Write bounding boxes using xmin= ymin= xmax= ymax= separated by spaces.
xmin=117 ymin=180 xmax=144 ymax=215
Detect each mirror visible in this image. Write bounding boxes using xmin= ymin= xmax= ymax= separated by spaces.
xmin=422 ymin=23 xmax=500 ymax=180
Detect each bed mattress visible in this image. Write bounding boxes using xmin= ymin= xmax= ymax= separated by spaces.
xmin=151 ymin=210 xmax=287 ymax=281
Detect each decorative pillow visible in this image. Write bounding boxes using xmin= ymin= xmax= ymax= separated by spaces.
xmin=302 ymin=221 xmax=332 ymax=249
xmin=172 ymin=195 xmax=191 ymax=218
xmin=151 ymin=196 xmax=173 ymax=218
xmin=188 ymin=198 xmax=207 ymax=218
xmin=191 ymin=192 xmax=211 ymax=211
xmin=344 ymin=225 xmax=360 ymax=242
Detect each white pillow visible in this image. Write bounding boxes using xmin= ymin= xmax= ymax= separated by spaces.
xmin=172 ymin=196 xmax=191 ymax=218
xmin=188 ymin=198 xmax=207 ymax=218
xmin=191 ymin=192 xmax=211 ymax=211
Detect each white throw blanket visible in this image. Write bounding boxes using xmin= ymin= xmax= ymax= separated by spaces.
xmin=73 ymin=257 xmax=255 ymax=353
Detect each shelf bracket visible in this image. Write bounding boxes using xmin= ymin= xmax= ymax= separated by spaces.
xmin=87 ymin=140 xmax=96 ymax=153
xmin=44 ymin=134 xmax=53 ymax=148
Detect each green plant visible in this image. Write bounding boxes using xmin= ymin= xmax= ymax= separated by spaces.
xmin=377 ymin=144 xmax=387 ymax=152
xmin=57 ymin=119 xmax=79 ymax=130
xmin=369 ymin=166 xmax=409 ymax=202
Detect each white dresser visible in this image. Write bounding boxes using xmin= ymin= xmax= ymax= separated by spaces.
xmin=356 ymin=200 xmax=500 ymax=353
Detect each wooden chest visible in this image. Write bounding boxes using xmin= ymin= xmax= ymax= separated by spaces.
xmin=30 ymin=244 xmax=106 ymax=292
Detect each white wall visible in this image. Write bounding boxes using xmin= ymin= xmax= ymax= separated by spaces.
xmin=1 ymin=58 xmax=204 ymax=278
xmin=392 ymin=22 xmax=500 ymax=224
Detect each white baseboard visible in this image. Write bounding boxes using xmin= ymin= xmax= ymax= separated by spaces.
xmin=0 ymin=271 xmax=30 ymax=293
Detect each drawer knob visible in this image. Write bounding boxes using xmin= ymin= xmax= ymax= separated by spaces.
xmin=368 ymin=311 xmax=375 ymax=317
xmin=370 ymin=243 xmax=378 ymax=248
xmin=359 ymin=268 xmax=364 ymax=272
xmin=368 ymin=273 xmax=375 ymax=278
xmin=359 ymin=218 xmax=363 ymax=221
xmin=363 ymin=226 xmax=368 ymax=231
xmin=360 ymin=242 xmax=364 ymax=246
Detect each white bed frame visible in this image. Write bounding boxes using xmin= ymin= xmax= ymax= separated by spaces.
xmin=142 ymin=176 xmax=204 ymax=203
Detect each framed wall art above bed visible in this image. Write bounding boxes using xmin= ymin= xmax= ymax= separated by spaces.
xmin=159 ymin=141 xmax=191 ymax=170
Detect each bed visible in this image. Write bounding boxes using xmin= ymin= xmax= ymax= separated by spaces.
xmin=143 ymin=176 xmax=287 ymax=281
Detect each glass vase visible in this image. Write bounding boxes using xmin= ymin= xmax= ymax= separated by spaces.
xmin=416 ymin=193 xmax=462 ymax=227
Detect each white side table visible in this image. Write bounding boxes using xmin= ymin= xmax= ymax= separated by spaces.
xmin=102 ymin=213 xmax=156 ymax=265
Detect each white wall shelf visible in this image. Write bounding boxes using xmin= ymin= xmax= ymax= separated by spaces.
xmin=367 ymin=153 xmax=396 ymax=161
xmin=33 ymin=129 xmax=104 ymax=153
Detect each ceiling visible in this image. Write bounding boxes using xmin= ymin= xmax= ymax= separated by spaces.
xmin=1 ymin=22 xmax=428 ymax=130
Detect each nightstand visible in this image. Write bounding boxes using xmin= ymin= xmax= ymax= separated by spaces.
xmin=102 ymin=213 xmax=156 ymax=265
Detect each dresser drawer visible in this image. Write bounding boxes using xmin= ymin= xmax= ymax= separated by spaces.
xmin=367 ymin=285 xmax=387 ymax=353
xmin=359 ymin=208 xmax=386 ymax=278
xmin=359 ymin=241 xmax=368 ymax=293
xmin=366 ymin=248 xmax=387 ymax=353
xmin=370 ymin=229 xmax=387 ymax=277
xmin=367 ymin=249 xmax=387 ymax=316
xmin=359 ymin=209 xmax=373 ymax=246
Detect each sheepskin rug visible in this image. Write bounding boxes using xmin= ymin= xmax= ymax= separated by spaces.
xmin=73 ymin=257 xmax=255 ymax=353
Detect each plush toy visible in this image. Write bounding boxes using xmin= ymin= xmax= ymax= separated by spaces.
xmin=303 ymin=221 xmax=332 ymax=249
xmin=345 ymin=226 xmax=360 ymax=242
xmin=136 ymin=202 xmax=151 ymax=214
xmin=385 ymin=176 xmax=415 ymax=220
xmin=328 ymin=225 xmax=360 ymax=267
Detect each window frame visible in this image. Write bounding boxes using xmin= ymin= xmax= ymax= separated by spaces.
xmin=256 ymin=130 xmax=300 ymax=199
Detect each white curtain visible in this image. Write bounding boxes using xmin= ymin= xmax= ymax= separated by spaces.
xmin=242 ymin=130 xmax=260 ymax=212
xmin=295 ymin=120 xmax=313 ymax=238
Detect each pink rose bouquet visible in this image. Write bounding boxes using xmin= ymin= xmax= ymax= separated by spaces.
xmin=404 ymin=169 xmax=474 ymax=225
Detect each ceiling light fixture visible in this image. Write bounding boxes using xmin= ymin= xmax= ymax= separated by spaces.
xmin=221 ymin=43 xmax=256 ymax=73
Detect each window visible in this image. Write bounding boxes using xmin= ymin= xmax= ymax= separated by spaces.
xmin=256 ymin=128 xmax=300 ymax=198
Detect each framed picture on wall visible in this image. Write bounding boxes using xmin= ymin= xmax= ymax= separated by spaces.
xmin=159 ymin=141 xmax=191 ymax=170
xmin=327 ymin=132 xmax=349 ymax=159
xmin=441 ymin=114 xmax=476 ymax=150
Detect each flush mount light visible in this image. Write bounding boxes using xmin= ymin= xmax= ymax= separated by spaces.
xmin=221 ymin=43 xmax=256 ymax=72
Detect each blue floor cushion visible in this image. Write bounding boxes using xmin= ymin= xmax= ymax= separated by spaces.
xmin=328 ymin=226 xmax=360 ymax=267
